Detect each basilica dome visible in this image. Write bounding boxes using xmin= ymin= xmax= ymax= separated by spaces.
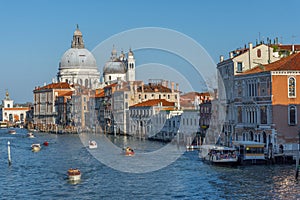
xmin=59 ymin=48 xmax=97 ymax=69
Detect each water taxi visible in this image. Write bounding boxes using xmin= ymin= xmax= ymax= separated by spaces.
xmin=199 ymin=145 xmax=238 ymax=165
xmin=67 ymin=168 xmax=81 ymax=181
xmin=31 ymin=144 xmax=41 ymax=152
xmin=233 ymin=141 xmax=266 ymax=165
xmin=124 ymin=147 xmax=135 ymax=156
xmin=89 ymin=140 xmax=97 ymax=149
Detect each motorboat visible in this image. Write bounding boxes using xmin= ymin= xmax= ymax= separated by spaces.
xmin=199 ymin=145 xmax=238 ymax=165
xmin=43 ymin=141 xmax=49 ymax=146
xmin=89 ymin=140 xmax=97 ymax=149
xmin=31 ymin=144 xmax=41 ymax=152
xmin=67 ymin=168 xmax=81 ymax=181
xmin=27 ymin=132 xmax=35 ymax=138
xmin=8 ymin=129 xmax=16 ymax=134
xmin=124 ymin=146 xmax=135 ymax=156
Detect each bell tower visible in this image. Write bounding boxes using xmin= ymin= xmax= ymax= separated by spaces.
xmin=71 ymin=24 xmax=85 ymax=49
xmin=126 ymin=48 xmax=135 ymax=81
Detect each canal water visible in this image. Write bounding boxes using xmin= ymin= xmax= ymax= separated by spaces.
xmin=0 ymin=128 xmax=299 ymax=200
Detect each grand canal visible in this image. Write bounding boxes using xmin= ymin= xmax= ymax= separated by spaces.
xmin=0 ymin=128 xmax=299 ymax=199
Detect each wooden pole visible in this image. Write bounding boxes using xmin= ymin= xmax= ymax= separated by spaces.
xmin=7 ymin=141 xmax=12 ymax=166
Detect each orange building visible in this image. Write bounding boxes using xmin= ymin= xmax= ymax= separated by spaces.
xmin=235 ymin=52 xmax=300 ymax=152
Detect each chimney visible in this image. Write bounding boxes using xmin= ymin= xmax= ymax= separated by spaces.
xmin=165 ymin=81 xmax=169 ymax=88
xmin=141 ymin=82 xmax=144 ymax=93
xmin=220 ymin=55 xmax=224 ymax=62
xmin=171 ymin=82 xmax=174 ymax=93
xmin=130 ymin=81 xmax=133 ymax=92
xmin=249 ymin=42 xmax=253 ymax=49
xmin=176 ymin=83 xmax=179 ymax=91
xmin=229 ymin=52 xmax=233 ymax=59
xmin=292 ymin=44 xmax=295 ymax=53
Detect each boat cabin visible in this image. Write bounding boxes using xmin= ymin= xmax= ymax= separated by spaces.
xmin=233 ymin=141 xmax=266 ymax=164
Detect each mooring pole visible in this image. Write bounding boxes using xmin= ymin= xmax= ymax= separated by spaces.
xmin=7 ymin=141 xmax=12 ymax=166
xmin=295 ymin=129 xmax=300 ymax=180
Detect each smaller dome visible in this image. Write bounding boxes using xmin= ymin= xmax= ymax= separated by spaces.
xmin=103 ymin=60 xmax=126 ymax=75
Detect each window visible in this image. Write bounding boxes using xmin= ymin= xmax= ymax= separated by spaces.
xmin=125 ymin=94 xmax=128 ymax=99
xmin=288 ymin=105 xmax=297 ymax=125
xmin=257 ymin=49 xmax=261 ymax=58
xmin=237 ymin=62 xmax=243 ymax=72
xmin=237 ymin=106 xmax=242 ymax=123
xmin=288 ymin=77 xmax=296 ymax=97
xmin=260 ymin=106 xmax=267 ymax=124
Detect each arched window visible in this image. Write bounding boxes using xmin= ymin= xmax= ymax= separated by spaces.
xmin=257 ymin=49 xmax=261 ymax=58
xmin=85 ymin=79 xmax=89 ymax=88
xmin=249 ymin=131 xmax=254 ymax=141
xmin=288 ymin=105 xmax=297 ymax=125
xmin=288 ymin=77 xmax=296 ymax=97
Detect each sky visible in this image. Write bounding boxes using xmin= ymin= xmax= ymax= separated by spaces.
xmin=0 ymin=0 xmax=299 ymax=103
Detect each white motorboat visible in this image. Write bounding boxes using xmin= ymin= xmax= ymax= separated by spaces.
xmin=31 ymin=144 xmax=41 ymax=152
xmin=89 ymin=140 xmax=97 ymax=149
xmin=68 ymin=168 xmax=81 ymax=181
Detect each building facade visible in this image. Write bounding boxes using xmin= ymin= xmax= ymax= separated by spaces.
xmin=0 ymin=91 xmax=30 ymax=125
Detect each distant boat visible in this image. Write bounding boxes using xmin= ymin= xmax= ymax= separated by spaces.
xmin=31 ymin=144 xmax=41 ymax=152
xmin=8 ymin=129 xmax=16 ymax=134
xmin=199 ymin=145 xmax=238 ymax=165
xmin=67 ymin=168 xmax=81 ymax=181
xmin=43 ymin=141 xmax=49 ymax=146
xmin=186 ymin=144 xmax=201 ymax=151
xmin=27 ymin=132 xmax=35 ymax=138
xmin=89 ymin=140 xmax=97 ymax=149
xmin=123 ymin=147 xmax=135 ymax=156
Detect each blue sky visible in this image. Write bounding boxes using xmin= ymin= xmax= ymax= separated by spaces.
xmin=0 ymin=0 xmax=299 ymax=103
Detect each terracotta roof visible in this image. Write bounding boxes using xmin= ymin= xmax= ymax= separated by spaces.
xmin=275 ymin=44 xmax=300 ymax=52
xmin=241 ymin=52 xmax=300 ymax=75
xmin=57 ymin=91 xmax=73 ymax=97
xmin=95 ymin=89 xmax=105 ymax=98
xmin=137 ymin=83 xmax=173 ymax=93
xmin=130 ymin=99 xmax=175 ymax=108
xmin=34 ymin=82 xmax=71 ymax=91
xmin=4 ymin=107 xmax=30 ymax=111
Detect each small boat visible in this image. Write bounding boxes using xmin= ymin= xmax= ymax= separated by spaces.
xmin=43 ymin=141 xmax=49 ymax=146
xmin=89 ymin=140 xmax=97 ymax=149
xmin=27 ymin=132 xmax=35 ymax=138
xmin=67 ymin=168 xmax=81 ymax=181
xmin=8 ymin=129 xmax=16 ymax=134
xmin=31 ymin=144 xmax=41 ymax=152
xmin=124 ymin=146 xmax=135 ymax=156
xmin=199 ymin=145 xmax=238 ymax=165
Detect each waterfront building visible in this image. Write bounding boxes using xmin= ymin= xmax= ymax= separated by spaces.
xmin=129 ymin=99 xmax=179 ymax=140
xmin=57 ymin=25 xmax=101 ymax=89
xmin=0 ymin=90 xmax=30 ymax=125
xmin=33 ymin=82 xmax=73 ymax=130
xmin=95 ymin=79 xmax=181 ymax=135
xmin=217 ymin=40 xmax=300 ymax=150
xmin=234 ymin=52 xmax=300 ymax=154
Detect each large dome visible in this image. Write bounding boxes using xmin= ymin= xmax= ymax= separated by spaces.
xmin=103 ymin=59 xmax=126 ymax=74
xmin=59 ymin=48 xmax=97 ymax=69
